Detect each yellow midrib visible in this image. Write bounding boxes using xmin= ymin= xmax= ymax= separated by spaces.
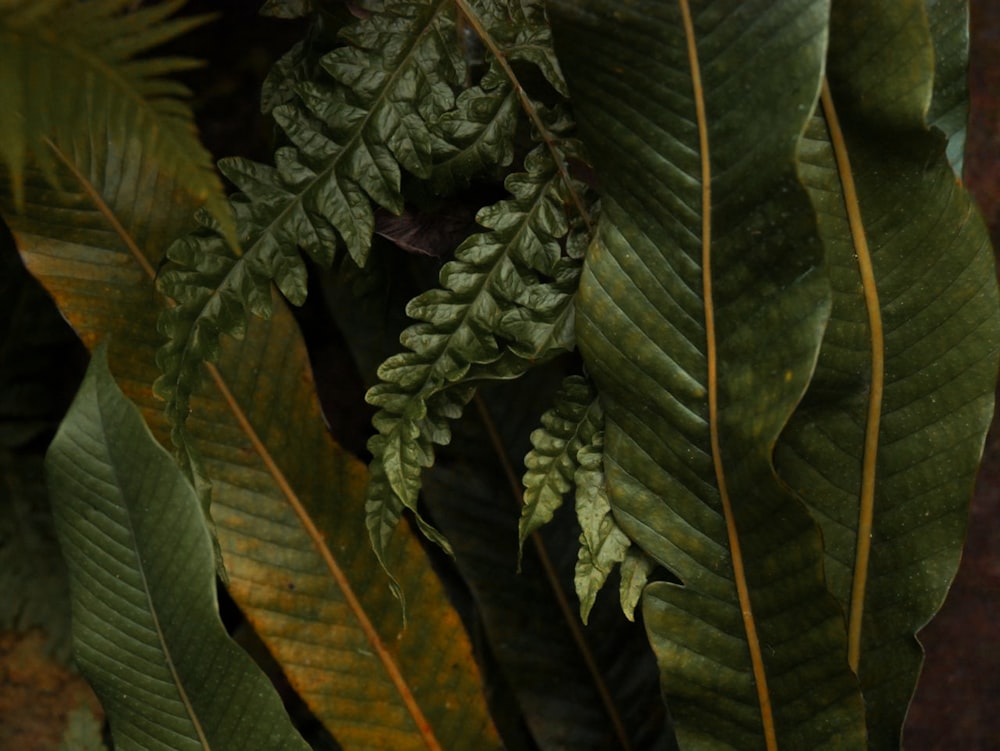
xmin=819 ymin=80 xmax=883 ymax=672
xmin=44 ymin=140 xmax=444 ymax=751
xmin=678 ymin=2 xmax=777 ymax=749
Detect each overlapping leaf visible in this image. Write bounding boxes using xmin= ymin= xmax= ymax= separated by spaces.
xmin=551 ymin=0 xmax=868 ymax=747
xmin=775 ymin=1 xmax=1000 ymax=746
xmin=46 ymin=346 xmax=311 ymax=751
xmin=924 ymin=0 xmax=970 ymax=173
xmin=0 ymin=0 xmax=230 ymax=238
xmin=1 ymin=109 xmax=504 ymax=751
xmin=365 ymin=143 xmax=586 ymax=578
xmin=423 ymin=380 xmax=672 ymax=751
xmin=429 ymin=0 xmax=567 ymax=190
xmin=155 ymin=0 xmax=467 ymax=474
xmin=516 ymin=367 xmax=654 ymax=622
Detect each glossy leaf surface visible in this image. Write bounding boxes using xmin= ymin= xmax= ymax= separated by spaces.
xmin=551 ymin=1 xmax=867 ymax=747
xmin=46 ymin=346 xmax=310 ymax=751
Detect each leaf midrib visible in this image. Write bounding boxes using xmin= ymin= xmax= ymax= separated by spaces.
xmin=97 ymin=395 xmax=211 ymax=750
xmin=819 ymin=79 xmax=884 ymax=673
xmin=679 ymin=0 xmax=776 ymax=747
xmin=47 ymin=141 xmax=445 ymax=751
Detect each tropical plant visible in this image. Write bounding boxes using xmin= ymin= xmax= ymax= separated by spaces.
xmin=1 ymin=0 xmax=997 ymax=749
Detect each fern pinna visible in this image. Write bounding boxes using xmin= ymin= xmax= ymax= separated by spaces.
xmin=155 ymin=0 xmax=598 ymax=585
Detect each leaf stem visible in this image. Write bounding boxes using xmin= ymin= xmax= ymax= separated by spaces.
xmin=820 ymin=79 xmax=883 ymax=673
xmin=679 ymin=1 xmax=777 ymax=747
xmin=453 ymin=0 xmax=593 ymax=232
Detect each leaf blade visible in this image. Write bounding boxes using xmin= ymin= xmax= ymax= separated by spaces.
xmin=46 ymin=345 xmax=310 ymax=751
xmin=776 ymin=2 xmax=1000 ymax=745
xmin=550 ymin=1 xmax=868 ymax=746
xmin=1 ymin=107 xmax=504 ymax=751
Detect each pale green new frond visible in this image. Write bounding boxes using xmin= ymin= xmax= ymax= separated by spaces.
xmin=365 ymin=142 xmax=587 ymax=577
xmin=618 ymin=547 xmax=654 ymax=622
xmin=574 ymin=431 xmax=633 ymax=624
xmin=155 ymin=0 xmax=466 ymax=475
xmin=0 ymin=0 xmax=230 ymax=239
xmin=518 ymin=374 xmax=602 ymax=557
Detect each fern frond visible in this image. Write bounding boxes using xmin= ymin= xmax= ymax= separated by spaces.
xmin=427 ymin=0 xmax=568 ymax=190
xmin=573 ymin=431 xmax=631 ymax=624
xmin=459 ymin=0 xmax=568 ymax=96
xmin=365 ymin=142 xmax=587 ymax=574
xmin=155 ymin=0 xmax=467 ymax=472
xmin=427 ymin=65 xmax=519 ymax=190
xmin=0 ymin=0 xmax=230 ymax=239
xmin=573 ymin=431 xmax=654 ymax=623
xmin=518 ymin=374 xmax=602 ymax=559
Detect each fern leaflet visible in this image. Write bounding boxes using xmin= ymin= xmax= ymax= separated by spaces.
xmin=518 ymin=373 xmax=602 ymax=559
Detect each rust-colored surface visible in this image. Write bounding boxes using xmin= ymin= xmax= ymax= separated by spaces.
xmin=0 ymin=630 xmax=102 ymax=750
xmin=904 ymin=2 xmax=1000 ymax=748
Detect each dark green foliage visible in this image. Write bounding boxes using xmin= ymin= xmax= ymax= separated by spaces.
xmin=2 ymin=1 xmax=996 ymax=749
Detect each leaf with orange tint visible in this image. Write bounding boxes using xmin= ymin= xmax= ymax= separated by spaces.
xmin=0 ymin=135 xmax=503 ymax=750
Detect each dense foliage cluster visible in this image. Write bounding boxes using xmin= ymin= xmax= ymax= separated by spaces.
xmin=1 ymin=0 xmax=997 ymax=749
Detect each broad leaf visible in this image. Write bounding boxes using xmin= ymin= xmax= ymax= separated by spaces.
xmin=775 ymin=1 xmax=1000 ymax=746
xmin=551 ymin=1 xmax=868 ymax=747
xmin=1 ymin=124 xmax=504 ymax=751
xmin=46 ymin=345 xmax=310 ymax=751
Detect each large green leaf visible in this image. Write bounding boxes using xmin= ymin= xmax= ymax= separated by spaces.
xmin=46 ymin=345 xmax=310 ymax=751
xmin=550 ymin=1 xmax=867 ymax=747
xmin=774 ymin=1 xmax=1000 ymax=747
xmin=0 ymin=113 xmax=504 ymax=751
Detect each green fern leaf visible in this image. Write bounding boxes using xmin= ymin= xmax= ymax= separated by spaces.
xmin=0 ymin=0 xmax=231 ymax=241
xmin=428 ymin=65 xmax=519 ymax=190
xmin=618 ymin=546 xmax=654 ymax=622
xmin=426 ymin=0 xmax=568 ymax=190
xmin=155 ymin=0 xmax=467 ymax=472
xmin=518 ymin=374 xmax=602 ymax=556
xmin=574 ymin=430 xmax=632 ymax=624
xmin=365 ymin=142 xmax=587 ymax=577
